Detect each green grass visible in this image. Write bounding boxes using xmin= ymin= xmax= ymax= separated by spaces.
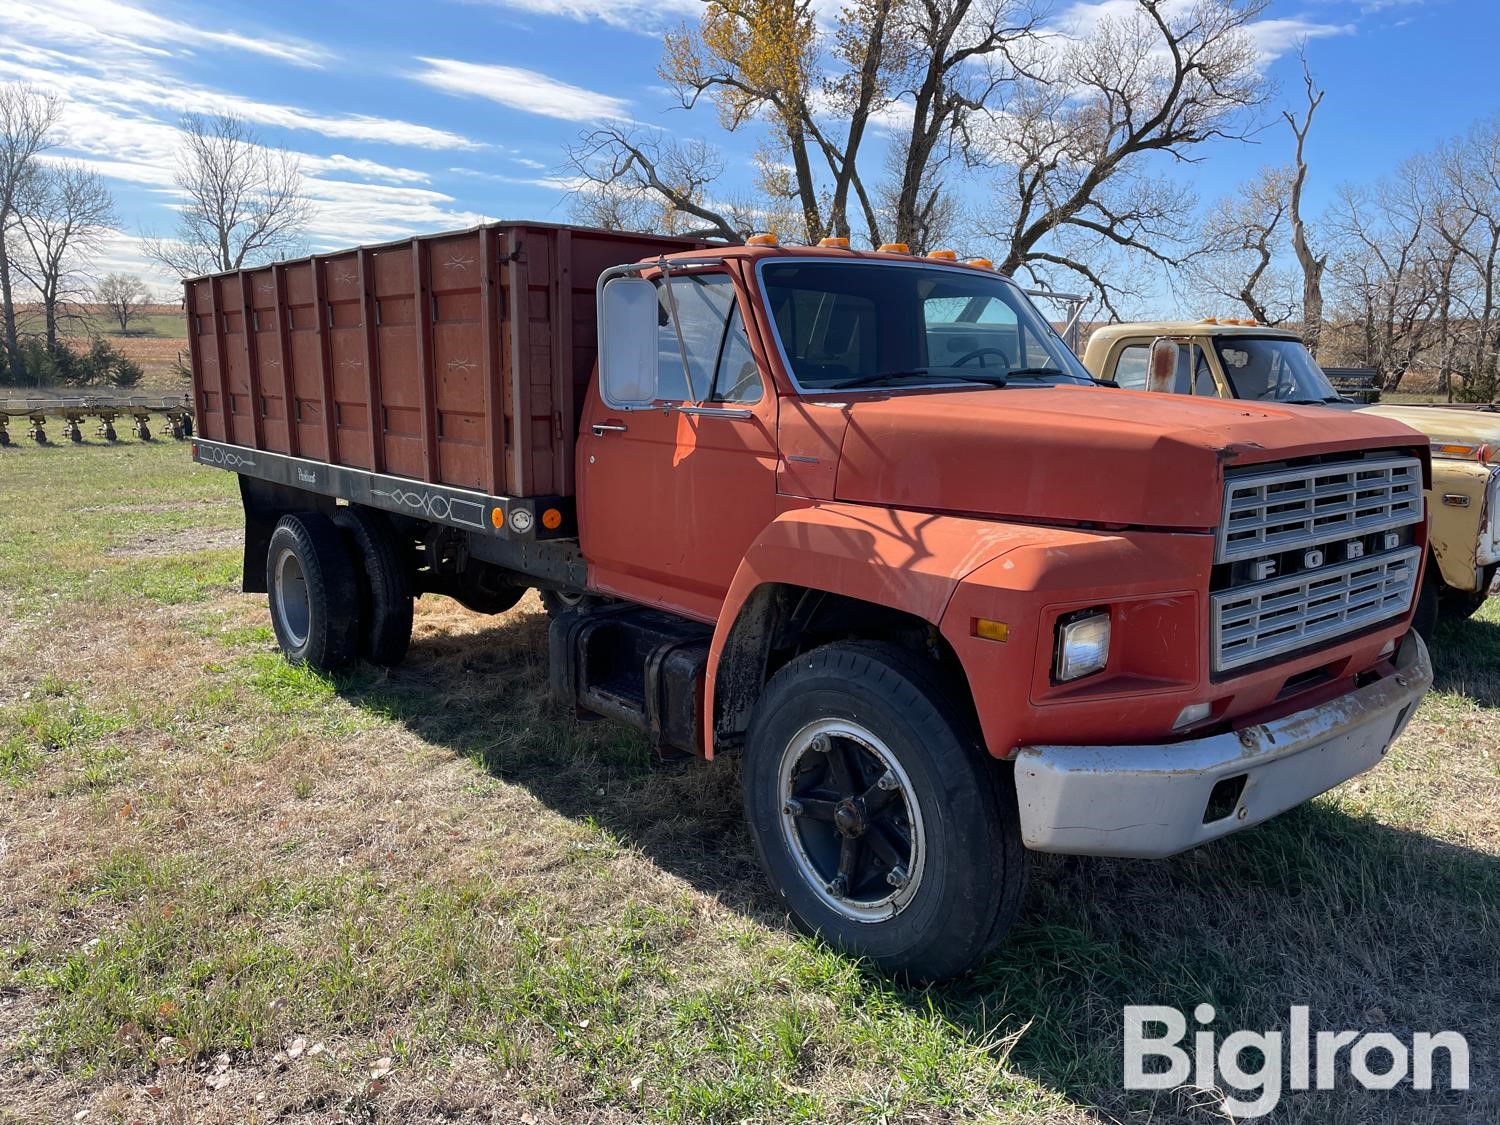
xmin=0 ymin=441 xmax=1497 ymax=1123
xmin=0 ymin=441 xmax=239 ymax=612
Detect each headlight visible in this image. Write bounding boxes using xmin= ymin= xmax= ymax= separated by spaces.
xmin=1479 ymin=468 xmax=1500 ymax=566
xmin=1054 ymin=608 xmax=1111 ymax=682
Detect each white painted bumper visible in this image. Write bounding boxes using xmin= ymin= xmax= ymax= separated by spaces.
xmin=1014 ymin=632 xmax=1432 ymax=858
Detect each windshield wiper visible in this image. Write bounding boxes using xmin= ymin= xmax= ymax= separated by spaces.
xmin=824 ymin=368 xmax=1009 ymax=390
xmin=1001 ymin=366 xmax=1067 ymax=380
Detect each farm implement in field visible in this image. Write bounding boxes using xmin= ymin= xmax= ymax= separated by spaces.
xmin=0 ymin=393 xmax=194 ymax=446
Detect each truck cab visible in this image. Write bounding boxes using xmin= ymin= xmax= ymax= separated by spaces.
xmin=189 ymin=228 xmax=1434 ymax=981
xmin=1082 ymin=320 xmax=1500 ymax=629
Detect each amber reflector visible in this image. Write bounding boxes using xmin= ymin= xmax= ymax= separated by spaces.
xmin=973 ymin=618 xmax=1010 ymax=643
xmin=541 ymin=507 xmax=563 ymax=530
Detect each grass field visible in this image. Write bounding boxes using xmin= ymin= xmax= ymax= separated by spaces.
xmin=0 ymin=442 xmax=1496 ymax=1124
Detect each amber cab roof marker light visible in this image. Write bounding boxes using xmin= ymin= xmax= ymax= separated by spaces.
xmin=817 ymin=236 xmax=850 ymax=249
xmin=746 ymin=233 xmax=779 ymax=247
xmin=926 ymin=249 xmax=958 ymax=261
xmin=966 ymin=258 xmax=995 ymax=270
xmin=877 ymin=242 xmax=910 ymax=254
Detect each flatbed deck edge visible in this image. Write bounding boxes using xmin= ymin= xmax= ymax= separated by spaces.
xmin=192 ymin=438 xmax=575 ymax=542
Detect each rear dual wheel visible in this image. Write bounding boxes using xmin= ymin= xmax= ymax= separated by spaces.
xmin=267 ymin=514 xmax=361 ymax=671
xmin=741 ymin=641 xmax=1027 ymax=982
xmin=266 ymin=509 xmax=412 ymax=672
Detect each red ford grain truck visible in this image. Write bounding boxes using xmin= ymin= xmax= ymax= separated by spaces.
xmin=188 ymin=221 xmax=1433 ymax=980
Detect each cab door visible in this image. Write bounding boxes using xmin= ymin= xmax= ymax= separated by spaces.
xmin=579 ymin=270 xmax=778 ymax=621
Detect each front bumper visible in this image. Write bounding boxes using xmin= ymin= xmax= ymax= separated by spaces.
xmin=1013 ymin=632 xmax=1432 ymax=858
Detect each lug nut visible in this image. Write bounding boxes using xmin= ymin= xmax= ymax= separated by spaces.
xmin=810 ymin=734 xmax=832 ymax=754
xmin=783 ymin=798 xmax=803 ymax=816
xmin=826 ymin=875 xmax=848 ymax=899
xmin=886 ymin=865 xmax=909 ymax=889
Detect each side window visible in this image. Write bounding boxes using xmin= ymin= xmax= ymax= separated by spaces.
xmin=656 ymin=276 xmax=736 ymax=402
xmin=711 ymin=306 xmax=763 ymax=403
xmin=1113 ymin=344 xmax=1151 ymax=390
xmin=655 ymin=274 xmax=763 ymax=404
xmin=1192 ymin=347 xmax=1221 ymax=396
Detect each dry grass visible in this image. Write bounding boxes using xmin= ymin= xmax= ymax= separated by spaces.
xmin=0 ymin=441 xmax=1496 ymax=1123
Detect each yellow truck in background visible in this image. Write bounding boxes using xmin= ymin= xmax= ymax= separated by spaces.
xmin=1082 ymin=321 xmax=1500 ymax=633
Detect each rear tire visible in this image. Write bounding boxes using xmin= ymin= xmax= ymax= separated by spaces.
xmin=741 ymin=641 xmax=1026 ymax=982
xmin=334 ymin=507 xmax=413 ymax=666
xmin=266 ymin=513 xmax=360 ymax=672
xmin=539 ymin=588 xmax=597 ymax=617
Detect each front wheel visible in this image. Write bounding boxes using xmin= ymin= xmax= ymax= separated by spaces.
xmin=741 ymin=641 xmax=1026 ymax=982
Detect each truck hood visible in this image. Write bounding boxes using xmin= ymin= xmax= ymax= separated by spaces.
xmin=1359 ymin=403 xmax=1500 ymax=448
xmin=833 ymin=386 xmax=1425 ymax=530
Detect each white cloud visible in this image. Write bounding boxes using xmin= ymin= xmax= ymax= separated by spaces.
xmin=458 ymin=0 xmax=699 ymax=32
xmin=0 ymin=47 xmax=482 ymax=152
xmin=301 ymin=155 xmax=432 ymax=185
xmin=4 ymin=0 xmax=330 ymax=68
xmin=1050 ymin=1 xmax=1352 ymax=67
xmin=1244 ymin=17 xmax=1354 ymax=63
xmin=411 ymin=57 xmax=631 ymax=121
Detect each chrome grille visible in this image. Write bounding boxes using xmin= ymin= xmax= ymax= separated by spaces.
xmin=1212 ymin=548 xmax=1421 ymax=672
xmin=1217 ymin=455 xmax=1423 ymax=564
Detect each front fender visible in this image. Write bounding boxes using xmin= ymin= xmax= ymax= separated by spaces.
xmin=704 ymin=503 xmax=1035 ymax=754
xmin=1428 ymin=461 xmax=1493 ymax=592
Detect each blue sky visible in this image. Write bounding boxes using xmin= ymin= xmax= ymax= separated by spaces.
xmin=1 ymin=0 xmax=1489 ymax=309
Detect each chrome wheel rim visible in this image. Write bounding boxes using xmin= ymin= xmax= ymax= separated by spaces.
xmin=776 ymin=718 xmax=926 ymax=923
xmin=273 ymin=548 xmax=311 ymax=648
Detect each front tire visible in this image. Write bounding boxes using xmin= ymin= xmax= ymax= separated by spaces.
xmin=741 ymin=641 xmax=1026 ymax=982
xmin=266 ymin=513 xmax=360 ymax=672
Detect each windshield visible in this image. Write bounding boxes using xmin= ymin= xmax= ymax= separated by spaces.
xmin=1214 ymin=336 xmax=1344 ymax=404
xmin=759 ymin=260 xmax=1095 ymax=392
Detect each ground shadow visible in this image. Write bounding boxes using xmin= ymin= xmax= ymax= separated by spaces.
xmin=335 ymin=608 xmax=1499 ymax=1124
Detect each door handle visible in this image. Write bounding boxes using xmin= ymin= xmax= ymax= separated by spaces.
xmin=591 ymin=422 xmax=628 ymax=436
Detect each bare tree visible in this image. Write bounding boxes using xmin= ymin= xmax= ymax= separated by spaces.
xmin=984 ymin=0 xmax=1269 ymax=313
xmin=569 ymin=128 xmax=746 ymax=241
xmin=0 ymin=84 xmax=60 ymax=381
xmin=96 ymin=272 xmax=151 ymax=333
xmin=1325 ymin=169 xmax=1440 ymax=392
xmin=143 ymin=114 xmax=311 ymax=277
xmin=875 ymin=0 xmax=1042 ymax=250
xmin=14 ymin=162 xmax=117 ymax=347
xmin=1195 ymin=166 xmax=1298 ymax=324
xmin=578 ymin=0 xmax=1038 ymax=250
xmin=1283 ymin=52 xmax=1328 ymax=354
xmin=1428 ymin=121 xmax=1500 ymax=400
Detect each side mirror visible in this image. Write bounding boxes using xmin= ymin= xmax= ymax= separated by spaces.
xmin=598 ymin=277 xmax=658 ymax=407
xmin=1148 ymin=338 xmax=1181 ymax=394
